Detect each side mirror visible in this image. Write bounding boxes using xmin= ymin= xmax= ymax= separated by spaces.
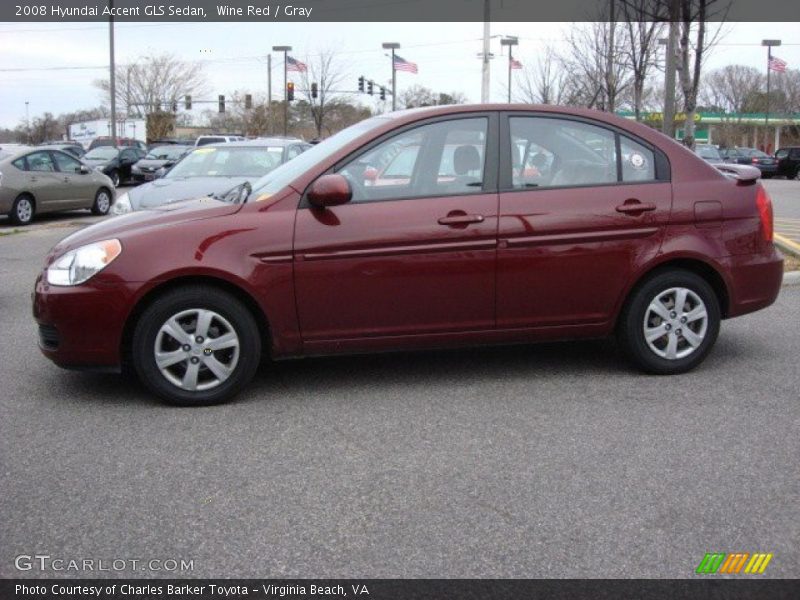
xmin=79 ymin=164 xmax=91 ymax=174
xmin=154 ymin=167 xmax=167 ymax=179
xmin=307 ymin=174 xmax=352 ymax=208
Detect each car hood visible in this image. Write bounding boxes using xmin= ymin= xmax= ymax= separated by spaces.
xmin=128 ymin=176 xmax=254 ymax=209
xmin=47 ymin=197 xmax=242 ymax=261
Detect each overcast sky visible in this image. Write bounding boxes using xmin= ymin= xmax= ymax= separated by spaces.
xmin=0 ymin=20 xmax=798 ymax=128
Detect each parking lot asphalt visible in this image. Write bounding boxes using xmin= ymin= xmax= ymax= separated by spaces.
xmin=0 ymin=184 xmax=799 ymax=579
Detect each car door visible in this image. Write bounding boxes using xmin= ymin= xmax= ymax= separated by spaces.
xmin=293 ymin=114 xmax=499 ymax=344
xmin=118 ymin=148 xmax=138 ymax=180
xmin=496 ymin=113 xmax=672 ymax=329
xmin=21 ymin=151 xmax=64 ymax=212
xmin=51 ymin=150 xmax=94 ymax=208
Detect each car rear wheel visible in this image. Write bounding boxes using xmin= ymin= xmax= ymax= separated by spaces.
xmin=91 ymin=188 xmax=112 ymax=215
xmin=108 ymin=169 xmax=120 ymax=187
xmin=617 ymin=270 xmax=720 ymax=375
xmin=10 ymin=194 xmax=35 ymax=226
xmin=132 ymin=286 xmax=262 ymax=406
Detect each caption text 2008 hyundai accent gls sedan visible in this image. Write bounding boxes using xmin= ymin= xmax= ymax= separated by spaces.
xmin=33 ymin=105 xmax=783 ymax=406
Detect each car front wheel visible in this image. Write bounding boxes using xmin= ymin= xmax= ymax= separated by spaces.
xmin=132 ymin=286 xmax=262 ymax=406
xmin=618 ymin=270 xmax=721 ymax=375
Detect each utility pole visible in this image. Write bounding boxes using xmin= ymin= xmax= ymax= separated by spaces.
xmin=762 ymin=39 xmax=781 ymax=152
xmin=267 ymin=53 xmax=272 ymax=135
xmin=25 ymin=101 xmax=30 ymax=144
xmin=108 ymin=0 xmax=117 ymax=145
xmin=662 ymin=0 xmax=680 ymax=138
xmin=480 ymin=0 xmax=491 ymax=103
xmin=501 ymin=37 xmax=518 ymax=103
xmin=272 ymin=45 xmax=292 ymax=136
xmin=382 ymin=42 xmax=400 ymax=111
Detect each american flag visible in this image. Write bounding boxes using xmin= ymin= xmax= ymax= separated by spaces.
xmin=510 ymin=58 xmax=523 ymax=70
xmin=393 ymin=54 xmax=418 ymax=74
xmin=286 ymin=56 xmax=307 ymax=72
xmin=768 ymin=56 xmax=787 ymax=73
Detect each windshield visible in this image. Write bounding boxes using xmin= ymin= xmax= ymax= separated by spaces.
xmin=84 ymin=147 xmax=118 ymax=160
xmin=165 ymin=146 xmax=287 ymax=179
xmin=249 ymin=116 xmax=390 ymax=199
xmin=145 ymin=145 xmax=188 ymax=160
xmin=696 ymin=146 xmax=720 ymax=160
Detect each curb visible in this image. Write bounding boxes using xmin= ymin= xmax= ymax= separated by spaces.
xmin=775 ymin=233 xmax=800 ymax=257
xmin=784 ymin=271 xmax=800 ymax=286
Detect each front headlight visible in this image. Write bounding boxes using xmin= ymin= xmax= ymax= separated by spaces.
xmin=111 ymin=193 xmax=131 ymax=215
xmin=46 ymin=239 xmax=122 ymax=286
xmin=94 ymin=165 xmax=104 ymax=172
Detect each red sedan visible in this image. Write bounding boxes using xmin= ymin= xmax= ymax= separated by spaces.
xmin=33 ymin=105 xmax=783 ymax=405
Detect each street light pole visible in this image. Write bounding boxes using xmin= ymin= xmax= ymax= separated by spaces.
xmin=108 ymin=0 xmax=117 ymax=146
xmin=382 ymin=42 xmax=400 ymax=111
xmin=272 ymin=45 xmax=292 ymax=136
xmin=500 ymin=37 xmax=518 ymax=103
xmin=762 ymin=39 xmax=781 ymax=152
xmin=25 ymin=101 xmax=30 ymax=143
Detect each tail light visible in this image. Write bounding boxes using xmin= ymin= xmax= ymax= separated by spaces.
xmin=755 ymin=184 xmax=773 ymax=242
xmin=751 ymin=157 xmax=760 ymax=164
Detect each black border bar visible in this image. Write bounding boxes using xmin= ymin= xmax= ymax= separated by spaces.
xmin=2 ymin=0 xmax=798 ymax=23
xmin=2 ymin=579 xmax=800 ymax=600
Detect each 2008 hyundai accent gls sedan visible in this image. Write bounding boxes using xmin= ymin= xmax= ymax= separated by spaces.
xmin=33 ymin=105 xmax=783 ymax=406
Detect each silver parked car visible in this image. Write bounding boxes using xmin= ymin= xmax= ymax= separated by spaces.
xmin=0 ymin=147 xmax=115 ymax=225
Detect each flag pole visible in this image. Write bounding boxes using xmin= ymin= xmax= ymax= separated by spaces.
xmin=762 ymin=39 xmax=781 ymax=152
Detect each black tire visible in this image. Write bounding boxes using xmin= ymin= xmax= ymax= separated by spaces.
xmin=108 ymin=169 xmax=120 ymax=187
xmin=131 ymin=286 xmax=262 ymax=406
xmin=9 ymin=194 xmax=35 ymax=226
xmin=617 ymin=269 xmax=721 ymax=375
xmin=91 ymin=187 xmax=112 ymax=215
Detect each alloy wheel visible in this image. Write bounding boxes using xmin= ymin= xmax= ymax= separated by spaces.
xmin=95 ymin=191 xmax=110 ymax=214
xmin=642 ymin=287 xmax=708 ymax=360
xmin=153 ymin=308 xmax=240 ymax=391
xmin=16 ymin=198 xmax=33 ymax=223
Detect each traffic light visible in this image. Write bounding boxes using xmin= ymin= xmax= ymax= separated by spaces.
xmin=287 ymin=82 xmax=295 ymax=101
xmin=184 ymin=95 xmax=192 ymax=110
xmin=245 ymin=94 xmax=252 ymax=109
xmin=218 ymin=95 xmax=225 ymax=113
xmin=358 ymin=76 xmax=365 ymax=93
xmin=367 ymin=80 xmax=374 ymax=95
xmin=380 ymin=87 xmax=386 ymax=101
xmin=311 ymin=82 xmax=318 ymax=99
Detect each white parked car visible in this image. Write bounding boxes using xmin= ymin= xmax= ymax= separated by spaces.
xmin=194 ymin=135 xmax=245 ymax=147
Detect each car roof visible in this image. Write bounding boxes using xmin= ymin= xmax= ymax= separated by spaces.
xmin=206 ymin=138 xmax=305 ymax=148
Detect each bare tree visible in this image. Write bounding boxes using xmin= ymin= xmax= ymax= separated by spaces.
xmin=702 ymin=65 xmax=763 ymax=113
xmin=563 ymin=19 xmax=632 ymax=111
xmin=514 ymin=47 xmax=573 ymax=105
xmin=675 ymin=0 xmax=729 ymax=148
xmin=297 ymin=49 xmax=346 ymax=138
xmin=621 ymin=0 xmax=666 ymax=120
xmin=95 ymin=52 xmax=207 ymax=118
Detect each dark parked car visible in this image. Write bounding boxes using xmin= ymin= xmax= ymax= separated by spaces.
xmin=130 ymin=145 xmax=192 ymax=183
xmin=34 ymin=105 xmax=783 ymax=406
xmin=694 ymin=144 xmax=722 ymax=163
xmin=112 ymin=138 xmax=311 ymax=214
xmin=719 ymin=147 xmax=778 ymax=178
xmin=81 ymin=146 xmax=146 ymax=187
xmin=1 ymin=147 xmax=114 ymax=225
xmin=774 ymin=146 xmax=800 ymax=179
xmin=88 ymin=137 xmax=147 ymax=152
xmin=37 ymin=142 xmax=85 ymax=158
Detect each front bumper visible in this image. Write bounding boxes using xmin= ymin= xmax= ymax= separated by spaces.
xmin=723 ymin=246 xmax=784 ymax=318
xmin=32 ymin=273 xmax=140 ymax=371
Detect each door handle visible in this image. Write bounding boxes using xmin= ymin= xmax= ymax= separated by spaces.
xmin=29 ymin=176 xmax=38 ymax=182
xmin=616 ymin=201 xmax=656 ymax=214
xmin=438 ymin=214 xmax=485 ymax=226
xmin=63 ymin=177 xmax=70 ymax=183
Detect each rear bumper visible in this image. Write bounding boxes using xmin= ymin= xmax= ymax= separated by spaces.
xmin=723 ymin=246 xmax=784 ymax=318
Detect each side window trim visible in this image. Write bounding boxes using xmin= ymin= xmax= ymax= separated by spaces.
xmin=498 ymin=111 xmax=670 ymax=192
xmin=300 ymin=112 xmax=499 ymax=208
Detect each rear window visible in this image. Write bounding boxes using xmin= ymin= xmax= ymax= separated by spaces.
xmin=197 ymin=137 xmax=225 ymax=146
